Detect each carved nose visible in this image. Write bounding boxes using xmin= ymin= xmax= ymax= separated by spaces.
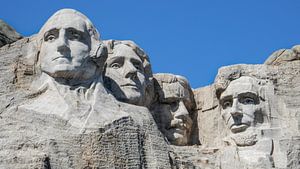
xmin=56 ymin=32 xmax=70 ymax=55
xmin=174 ymin=101 xmax=189 ymax=118
xmin=230 ymin=111 xmax=242 ymax=117
xmin=57 ymin=45 xmax=70 ymax=54
xmin=124 ymin=62 xmax=138 ymax=79
xmin=230 ymin=99 xmax=242 ymax=117
xmin=172 ymin=101 xmax=192 ymax=129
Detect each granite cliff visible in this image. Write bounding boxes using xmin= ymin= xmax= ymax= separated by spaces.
xmin=0 ymin=9 xmax=299 ymax=169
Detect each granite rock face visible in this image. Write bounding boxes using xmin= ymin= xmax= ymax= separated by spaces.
xmin=0 ymin=8 xmax=299 ymax=169
xmin=0 ymin=20 xmax=22 ymax=47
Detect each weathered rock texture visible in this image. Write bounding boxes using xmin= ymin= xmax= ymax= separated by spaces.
xmin=0 ymin=8 xmax=299 ymax=169
xmin=192 ymin=62 xmax=300 ymax=169
xmin=0 ymin=20 xmax=22 ymax=47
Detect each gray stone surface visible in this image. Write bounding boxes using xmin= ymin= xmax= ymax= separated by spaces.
xmin=103 ymin=40 xmax=154 ymax=107
xmin=0 ymin=8 xmax=300 ymax=169
xmin=196 ymin=62 xmax=300 ymax=168
xmin=0 ymin=20 xmax=22 ymax=47
xmin=0 ymin=9 xmax=171 ymax=168
xmin=151 ymin=73 xmax=196 ymax=146
xmin=265 ymin=45 xmax=300 ymax=65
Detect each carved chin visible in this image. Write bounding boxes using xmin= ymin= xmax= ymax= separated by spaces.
xmin=123 ymin=88 xmax=143 ymax=98
xmin=119 ymin=89 xmax=144 ymax=105
xmin=172 ymin=132 xmax=188 ymax=145
xmin=43 ymin=64 xmax=75 ymax=76
xmin=165 ymin=128 xmax=188 ymax=145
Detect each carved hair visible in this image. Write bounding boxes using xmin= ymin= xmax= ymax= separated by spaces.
xmin=215 ymin=75 xmax=270 ymax=122
xmin=154 ymin=73 xmax=196 ymax=111
xmin=104 ymin=40 xmax=153 ymax=80
xmin=32 ymin=9 xmax=104 ymax=75
xmin=215 ymin=75 xmax=265 ymax=100
xmin=104 ymin=40 xmax=154 ymax=106
xmin=38 ymin=8 xmax=100 ymax=41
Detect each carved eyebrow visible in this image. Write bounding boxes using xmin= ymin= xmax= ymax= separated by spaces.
xmin=161 ymin=97 xmax=180 ymax=104
xmin=130 ymin=58 xmax=143 ymax=68
xmin=237 ymin=92 xmax=258 ymax=99
xmin=130 ymin=57 xmax=142 ymax=63
xmin=106 ymin=56 xmax=124 ymax=65
xmin=43 ymin=28 xmax=59 ymax=38
xmin=66 ymin=27 xmax=85 ymax=34
xmin=220 ymin=95 xmax=232 ymax=102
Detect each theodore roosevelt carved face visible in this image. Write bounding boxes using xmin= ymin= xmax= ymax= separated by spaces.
xmin=153 ymin=74 xmax=194 ymax=146
xmin=219 ymin=76 xmax=264 ymax=134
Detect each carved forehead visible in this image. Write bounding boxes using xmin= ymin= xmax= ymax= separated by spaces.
xmin=161 ymin=82 xmax=189 ymax=100
xmin=39 ymin=9 xmax=99 ymax=39
xmin=155 ymin=73 xmax=191 ymax=100
xmin=221 ymin=76 xmax=259 ymax=98
xmin=42 ymin=15 xmax=87 ymax=32
xmin=109 ymin=44 xmax=142 ymax=62
xmin=105 ymin=40 xmax=153 ymax=79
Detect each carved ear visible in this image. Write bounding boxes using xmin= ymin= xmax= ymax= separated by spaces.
xmin=144 ymin=77 xmax=155 ymax=107
xmin=26 ymin=37 xmax=42 ymax=76
xmin=258 ymin=86 xmax=266 ymax=101
xmin=90 ymin=41 xmax=108 ymax=72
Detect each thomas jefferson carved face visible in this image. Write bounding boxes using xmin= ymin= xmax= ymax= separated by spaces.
xmin=154 ymin=74 xmax=193 ymax=146
xmin=219 ymin=76 xmax=263 ymax=133
xmin=104 ymin=44 xmax=147 ymax=105
xmin=39 ymin=10 xmax=97 ymax=80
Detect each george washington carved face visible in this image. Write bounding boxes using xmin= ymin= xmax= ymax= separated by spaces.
xmin=38 ymin=9 xmax=99 ymax=81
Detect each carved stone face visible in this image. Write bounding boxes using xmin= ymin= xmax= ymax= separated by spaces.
xmin=39 ymin=12 xmax=97 ymax=80
xmin=104 ymin=44 xmax=146 ymax=105
xmin=156 ymin=80 xmax=193 ymax=146
xmin=219 ymin=77 xmax=262 ymax=133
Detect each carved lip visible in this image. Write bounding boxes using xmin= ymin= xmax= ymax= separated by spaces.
xmin=169 ymin=121 xmax=187 ymax=132
xmin=168 ymin=127 xmax=186 ymax=135
xmin=230 ymin=123 xmax=249 ymax=133
xmin=52 ymin=55 xmax=69 ymax=61
xmin=120 ymin=83 xmax=138 ymax=88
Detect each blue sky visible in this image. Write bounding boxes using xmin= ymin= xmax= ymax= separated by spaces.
xmin=1 ymin=0 xmax=300 ymax=88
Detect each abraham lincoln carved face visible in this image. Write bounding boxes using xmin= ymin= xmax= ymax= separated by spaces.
xmin=219 ymin=76 xmax=264 ymax=133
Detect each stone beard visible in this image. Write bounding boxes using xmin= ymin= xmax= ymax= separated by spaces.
xmin=217 ymin=76 xmax=274 ymax=168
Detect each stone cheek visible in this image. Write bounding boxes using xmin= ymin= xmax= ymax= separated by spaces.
xmin=1 ymin=8 xmax=300 ymax=169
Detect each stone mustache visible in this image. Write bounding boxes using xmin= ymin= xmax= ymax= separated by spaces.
xmin=0 ymin=8 xmax=299 ymax=169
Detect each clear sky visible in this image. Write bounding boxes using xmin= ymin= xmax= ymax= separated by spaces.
xmin=1 ymin=0 xmax=300 ymax=88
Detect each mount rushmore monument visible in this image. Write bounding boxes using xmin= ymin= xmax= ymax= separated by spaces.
xmin=0 ymin=9 xmax=299 ymax=169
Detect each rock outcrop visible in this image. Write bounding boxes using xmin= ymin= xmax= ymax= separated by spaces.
xmin=0 ymin=8 xmax=299 ymax=169
xmin=0 ymin=20 xmax=22 ymax=47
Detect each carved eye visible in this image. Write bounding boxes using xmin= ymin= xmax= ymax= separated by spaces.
xmin=240 ymin=97 xmax=255 ymax=105
xmin=110 ymin=63 xmax=121 ymax=69
xmin=132 ymin=61 xmax=143 ymax=71
xmin=134 ymin=64 xmax=141 ymax=70
xmin=222 ymin=100 xmax=232 ymax=109
xmin=170 ymin=101 xmax=179 ymax=112
xmin=68 ymin=29 xmax=81 ymax=40
xmin=45 ymin=34 xmax=56 ymax=42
